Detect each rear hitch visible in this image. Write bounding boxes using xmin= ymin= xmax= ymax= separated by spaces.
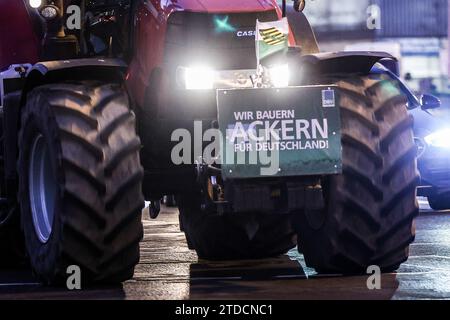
xmin=195 ymin=159 xmax=229 ymax=214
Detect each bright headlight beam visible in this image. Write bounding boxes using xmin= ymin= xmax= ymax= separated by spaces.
xmin=269 ymin=64 xmax=289 ymax=88
xmin=29 ymin=0 xmax=42 ymax=8
xmin=425 ymin=129 xmax=450 ymax=148
xmin=185 ymin=67 xmax=215 ymax=90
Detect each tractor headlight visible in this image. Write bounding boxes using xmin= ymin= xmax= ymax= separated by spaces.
xmin=425 ymin=129 xmax=450 ymax=148
xmin=184 ymin=67 xmax=215 ymax=90
xmin=40 ymin=5 xmax=59 ymax=20
xmin=268 ymin=64 xmax=290 ymax=88
xmin=29 ymin=0 xmax=42 ymax=8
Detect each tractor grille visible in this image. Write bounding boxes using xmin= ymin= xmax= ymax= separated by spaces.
xmin=164 ymin=10 xmax=278 ymax=71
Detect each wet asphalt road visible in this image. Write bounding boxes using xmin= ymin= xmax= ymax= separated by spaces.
xmin=0 ymin=199 xmax=449 ymax=300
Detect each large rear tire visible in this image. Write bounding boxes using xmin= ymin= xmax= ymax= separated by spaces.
xmin=18 ymin=82 xmax=144 ymax=284
xmin=178 ymin=193 xmax=295 ymax=260
xmin=294 ymin=74 xmax=419 ymax=273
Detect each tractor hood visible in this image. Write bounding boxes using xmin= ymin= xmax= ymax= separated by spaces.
xmin=168 ymin=0 xmax=278 ymax=13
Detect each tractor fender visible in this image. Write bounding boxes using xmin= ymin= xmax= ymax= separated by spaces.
xmin=22 ymin=58 xmax=127 ymax=100
xmin=2 ymin=58 xmax=127 ymax=191
xmin=296 ymin=51 xmax=398 ymax=76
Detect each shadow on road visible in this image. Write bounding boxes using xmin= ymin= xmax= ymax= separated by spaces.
xmin=1 ymin=206 xmax=449 ymax=300
xmin=0 ymin=268 xmax=126 ymax=299
xmin=188 ymin=255 xmax=400 ymax=300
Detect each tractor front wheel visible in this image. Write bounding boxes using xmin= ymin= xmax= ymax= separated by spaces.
xmin=18 ymin=82 xmax=144 ymax=284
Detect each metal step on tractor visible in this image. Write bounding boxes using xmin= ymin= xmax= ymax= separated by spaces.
xmin=0 ymin=0 xmax=418 ymax=285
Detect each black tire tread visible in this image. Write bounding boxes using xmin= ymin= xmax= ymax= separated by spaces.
xmin=295 ymin=73 xmax=418 ymax=273
xmin=19 ymin=82 xmax=144 ymax=284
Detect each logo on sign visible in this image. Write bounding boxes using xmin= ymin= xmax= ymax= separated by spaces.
xmin=322 ymin=90 xmax=336 ymax=108
xmin=259 ymin=27 xmax=286 ymax=46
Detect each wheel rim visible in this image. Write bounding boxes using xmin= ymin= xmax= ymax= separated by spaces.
xmin=29 ymin=134 xmax=56 ymax=243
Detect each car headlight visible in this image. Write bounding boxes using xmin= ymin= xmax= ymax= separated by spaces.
xmin=184 ymin=66 xmax=215 ymax=90
xmin=425 ymin=129 xmax=450 ymax=148
xmin=268 ymin=64 xmax=289 ymax=88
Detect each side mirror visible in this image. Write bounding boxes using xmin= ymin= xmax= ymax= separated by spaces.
xmin=421 ymin=94 xmax=441 ymax=110
xmin=294 ymin=0 xmax=306 ymax=12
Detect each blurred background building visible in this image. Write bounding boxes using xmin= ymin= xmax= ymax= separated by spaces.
xmin=290 ymin=0 xmax=449 ymax=99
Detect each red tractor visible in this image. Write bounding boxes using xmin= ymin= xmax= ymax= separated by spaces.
xmin=0 ymin=0 xmax=418 ymax=284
